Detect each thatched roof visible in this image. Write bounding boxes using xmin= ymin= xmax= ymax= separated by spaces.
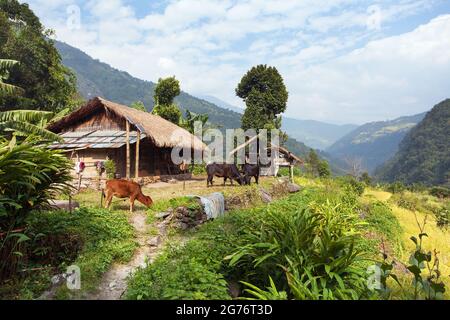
xmin=48 ymin=97 xmax=205 ymax=151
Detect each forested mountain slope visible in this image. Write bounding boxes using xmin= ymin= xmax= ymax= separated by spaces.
xmin=327 ymin=113 xmax=426 ymax=173
xmin=376 ymin=99 xmax=450 ymax=186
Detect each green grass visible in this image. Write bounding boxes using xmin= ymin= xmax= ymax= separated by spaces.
xmin=126 ymin=182 xmax=376 ymax=300
xmin=1 ymin=208 xmax=137 ymax=300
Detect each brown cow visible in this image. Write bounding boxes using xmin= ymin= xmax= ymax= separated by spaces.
xmin=103 ymin=179 xmax=153 ymax=213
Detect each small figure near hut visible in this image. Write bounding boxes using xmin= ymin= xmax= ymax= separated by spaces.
xmin=103 ymin=179 xmax=153 ymax=213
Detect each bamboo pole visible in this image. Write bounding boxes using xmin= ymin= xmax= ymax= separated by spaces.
xmin=126 ymin=121 xmax=131 ymax=179
xmin=135 ymin=131 xmax=140 ymax=180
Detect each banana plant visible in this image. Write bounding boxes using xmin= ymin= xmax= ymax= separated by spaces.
xmin=0 ymin=59 xmax=23 ymax=95
xmin=0 ymin=109 xmax=66 ymax=142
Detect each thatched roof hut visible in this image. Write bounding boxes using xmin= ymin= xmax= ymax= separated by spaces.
xmin=49 ymin=97 xmax=205 ymax=180
xmin=49 ymin=97 xmax=204 ymax=151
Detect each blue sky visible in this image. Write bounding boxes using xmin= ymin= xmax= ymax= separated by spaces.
xmin=24 ymin=0 xmax=450 ymax=124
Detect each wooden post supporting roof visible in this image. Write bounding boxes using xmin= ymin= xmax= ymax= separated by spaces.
xmin=135 ymin=131 xmax=140 ymax=180
xmin=126 ymin=120 xmax=131 ymax=179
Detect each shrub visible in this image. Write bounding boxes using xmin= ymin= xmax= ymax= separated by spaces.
xmin=190 ymin=164 xmax=206 ymax=175
xmin=336 ymin=176 xmax=365 ymax=196
xmin=430 ymin=187 xmax=450 ymax=199
xmin=104 ymin=159 xmax=116 ymax=179
xmin=0 ymin=138 xmax=72 ymax=280
xmin=0 ymin=208 xmax=136 ymax=299
xmin=226 ymin=192 xmax=370 ymax=300
xmin=277 ymin=166 xmax=302 ymax=177
xmin=125 ymin=240 xmax=230 ymax=300
xmin=386 ymin=182 xmax=406 ymax=194
xmin=361 ymin=201 xmax=403 ymax=255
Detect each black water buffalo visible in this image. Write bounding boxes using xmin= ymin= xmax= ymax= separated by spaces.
xmin=206 ymin=163 xmax=244 ymax=187
xmin=242 ymin=163 xmax=260 ymax=185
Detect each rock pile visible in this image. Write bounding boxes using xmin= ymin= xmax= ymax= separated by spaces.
xmin=157 ymin=201 xmax=207 ymax=231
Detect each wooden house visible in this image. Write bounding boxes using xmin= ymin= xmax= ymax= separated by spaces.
xmin=48 ymin=97 xmax=204 ymax=180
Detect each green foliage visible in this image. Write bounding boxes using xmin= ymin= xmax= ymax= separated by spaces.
xmin=0 ymin=137 xmax=72 ymax=282
xmin=147 ymin=197 xmax=202 ymax=223
xmin=180 ymin=110 xmax=209 ymax=134
xmin=241 ymin=277 xmax=288 ymax=300
xmin=362 ymin=201 xmax=403 ymax=254
xmin=190 ymin=164 xmax=206 ymax=175
xmin=317 ymin=160 xmax=331 ymax=178
xmin=360 ymin=172 xmax=372 ymax=186
xmin=378 ymin=217 xmax=446 ymax=300
xmin=154 ymin=76 xmax=180 ymax=106
xmin=236 ymin=65 xmax=288 ymax=131
xmin=0 ymin=1 xmax=78 ymax=112
xmin=104 ymin=159 xmax=116 ymax=179
xmin=226 ymin=190 xmax=369 ymax=300
xmin=0 ymin=110 xmax=63 ymax=141
xmin=429 ymin=186 xmax=450 ymax=199
xmin=336 ymin=176 xmax=365 ymax=196
xmin=152 ymin=77 xmax=183 ymax=124
xmin=277 ymin=166 xmax=302 ymax=177
xmin=435 ymin=204 xmax=449 ymax=229
xmin=130 ymin=101 xmax=146 ymax=112
xmin=304 ymin=149 xmax=331 ymax=178
xmin=125 ymin=241 xmax=230 ymax=300
xmin=0 ymin=137 xmax=72 ymax=229
xmin=0 ymin=58 xmax=23 ymax=94
xmin=377 ymin=99 xmax=450 ymax=186
xmin=386 ymin=181 xmax=406 ymax=194
xmin=390 ymin=191 xmax=449 ymax=229
xmin=152 ymin=103 xmax=182 ymax=125
xmin=0 ymin=207 xmax=136 ymax=299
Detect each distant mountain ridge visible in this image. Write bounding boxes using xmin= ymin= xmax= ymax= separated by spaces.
xmin=199 ymin=95 xmax=357 ymax=150
xmin=376 ymin=100 xmax=450 ymax=186
xmin=327 ymin=112 xmax=427 ymax=174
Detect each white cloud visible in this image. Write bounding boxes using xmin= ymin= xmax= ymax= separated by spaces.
xmin=22 ymin=0 xmax=450 ymax=124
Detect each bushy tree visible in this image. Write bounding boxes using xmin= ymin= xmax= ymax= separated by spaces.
xmin=154 ymin=76 xmax=180 ymax=106
xmin=152 ymin=76 xmax=182 ymax=124
xmin=0 ymin=0 xmax=78 ymax=112
xmin=306 ymin=149 xmax=320 ymax=176
xmin=360 ymin=172 xmax=372 ymax=186
xmin=152 ymin=103 xmax=182 ymax=124
xmin=317 ymin=160 xmax=331 ymax=178
xmin=236 ymin=65 xmax=288 ymax=131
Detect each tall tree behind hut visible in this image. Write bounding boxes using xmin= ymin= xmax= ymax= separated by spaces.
xmin=236 ymin=65 xmax=289 ymax=132
xmin=0 ymin=0 xmax=78 ymax=112
xmin=152 ymin=76 xmax=182 ymax=124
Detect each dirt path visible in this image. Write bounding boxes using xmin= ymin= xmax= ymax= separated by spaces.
xmin=86 ymin=211 xmax=167 ymax=300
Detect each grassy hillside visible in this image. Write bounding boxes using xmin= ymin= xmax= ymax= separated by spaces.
xmin=327 ymin=113 xmax=426 ymax=174
xmin=376 ymin=99 xmax=450 ymax=186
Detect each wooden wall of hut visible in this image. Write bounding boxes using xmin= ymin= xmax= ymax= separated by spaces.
xmin=71 ymin=141 xmax=182 ymax=179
